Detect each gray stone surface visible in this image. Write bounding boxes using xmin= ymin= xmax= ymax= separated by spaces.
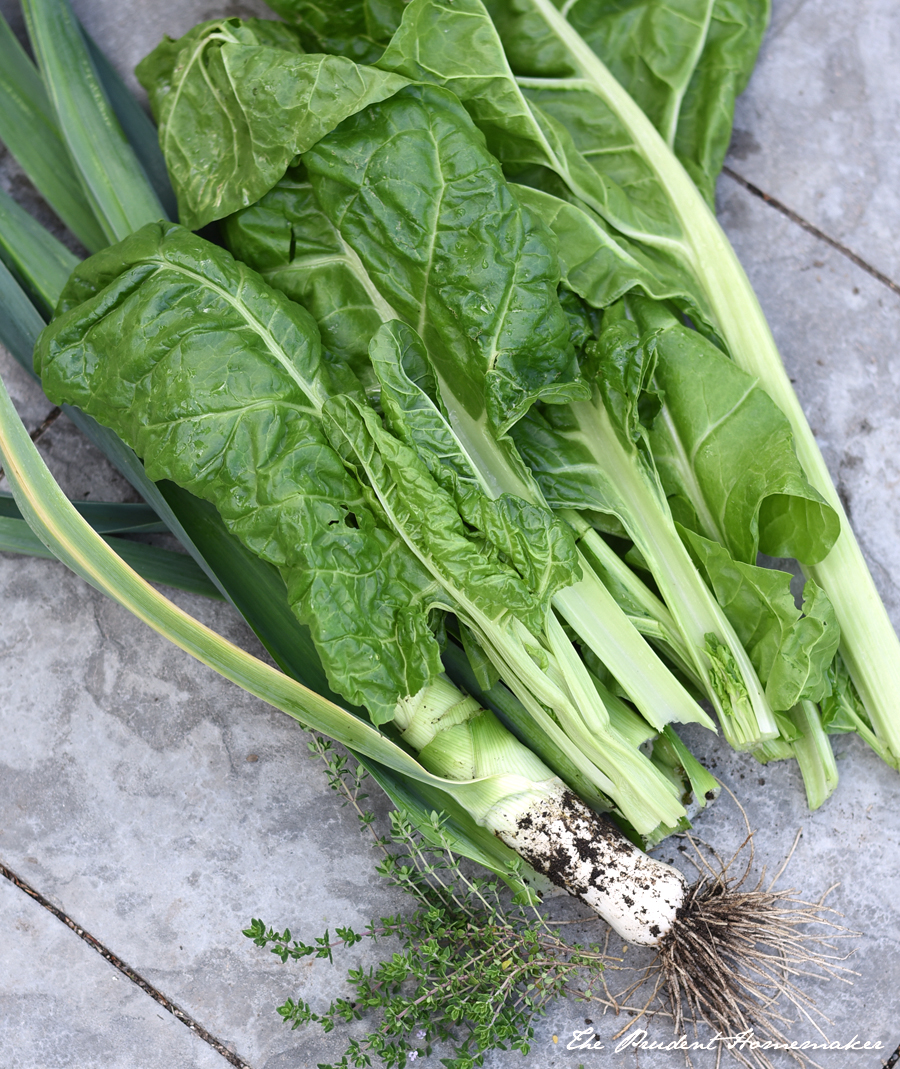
xmin=0 ymin=875 xmax=230 ymax=1069
xmin=0 ymin=528 xmax=412 ymax=1067
xmin=727 ymin=0 xmax=900 ymax=284
xmin=0 ymin=1 xmax=899 ymax=1068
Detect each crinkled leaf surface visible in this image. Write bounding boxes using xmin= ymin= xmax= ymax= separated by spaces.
xmin=261 ymin=0 xmax=408 ymax=63
xmin=323 ymin=391 xmax=548 ymax=635
xmin=368 ymin=320 xmax=580 ymax=609
xmin=35 ymin=222 xmax=443 ymax=723
xmin=682 ymin=528 xmax=839 ymax=711
xmin=222 ymin=165 xmax=396 ymax=378
xmin=634 ymin=299 xmax=839 ymax=565
xmin=562 ymin=0 xmax=769 ymax=203
xmin=135 ymin=18 xmax=408 ymax=229
xmin=304 ymin=82 xmax=582 ymax=434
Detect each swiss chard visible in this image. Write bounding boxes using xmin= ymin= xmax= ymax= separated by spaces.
xmin=34 ymin=221 xmax=695 ymax=834
xmin=135 ymin=18 xmax=408 ymax=230
xmin=557 ymin=0 xmax=770 ymax=203
xmin=301 ymin=80 xmax=714 ymax=738
xmin=37 ymin=221 xmax=444 ymax=724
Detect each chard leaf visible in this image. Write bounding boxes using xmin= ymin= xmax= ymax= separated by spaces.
xmin=561 ymin=0 xmax=769 ymax=203
xmin=222 ymin=165 xmax=396 ymax=378
xmin=378 ymin=0 xmax=695 ymax=253
xmin=135 ymin=19 xmax=408 ymax=230
xmin=765 ymin=580 xmax=840 ymax=709
xmin=510 ymin=317 xmax=663 ymax=522
xmin=323 ymin=392 xmax=548 ymax=636
xmin=682 ymin=528 xmax=839 ymax=711
xmin=670 ymin=0 xmax=769 ymax=202
xmin=512 ymin=312 xmax=774 ymax=746
xmin=261 ymin=0 xmax=408 ymax=63
xmin=35 ymin=222 xmax=444 ymax=723
xmin=513 ymin=183 xmax=713 ymax=323
xmin=304 ymin=82 xmax=583 ymax=434
xmin=369 ymin=319 xmax=581 ymax=608
xmin=562 ymin=0 xmax=723 ymax=144
xmin=819 ymin=656 xmax=874 ymax=736
xmin=634 ymin=299 xmax=840 ymax=565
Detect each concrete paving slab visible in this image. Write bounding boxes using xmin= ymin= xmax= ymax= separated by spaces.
xmin=0 ymin=1 xmax=899 ymax=1068
xmin=726 ymin=0 xmax=900 ymax=283
xmin=0 ymin=873 xmax=231 ymax=1069
xmin=0 ymin=543 xmax=415 ymax=1067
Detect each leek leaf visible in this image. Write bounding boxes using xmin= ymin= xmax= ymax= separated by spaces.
xmin=79 ymin=23 xmax=178 ymax=221
xmin=0 ymin=255 xmax=49 ymax=367
xmin=23 ymin=0 xmax=165 ymax=242
xmin=0 ymin=186 xmax=79 ymax=318
xmin=0 ymin=514 xmax=224 ymax=599
xmin=0 ymin=491 xmax=165 ymax=533
xmin=0 ymin=11 xmax=106 ymax=251
xmin=136 ymin=19 xmax=408 ymax=230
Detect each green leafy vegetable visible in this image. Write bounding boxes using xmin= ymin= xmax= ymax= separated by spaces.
xmin=512 ymin=308 xmax=778 ymax=748
xmin=261 ymin=0 xmax=408 ymax=63
xmin=0 ymin=9 xmax=107 ymax=251
xmin=36 ymin=221 xmax=445 ymax=723
xmin=136 ymin=18 xmax=408 ymax=229
xmin=634 ymin=297 xmax=839 ymax=566
xmin=222 ymin=165 xmax=396 ymax=380
xmin=305 ymin=81 xmax=584 ymax=434
xmin=0 ymin=186 xmax=79 ymax=318
xmin=23 ymin=0 xmax=165 ymax=243
xmin=682 ymin=529 xmax=839 ymax=711
xmin=561 ymin=0 xmax=770 ymax=202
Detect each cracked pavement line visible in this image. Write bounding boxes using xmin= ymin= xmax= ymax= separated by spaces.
xmin=0 ymin=857 xmax=254 ymax=1069
xmin=722 ymin=165 xmax=900 ymax=298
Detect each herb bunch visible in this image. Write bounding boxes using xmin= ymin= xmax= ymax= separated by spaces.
xmin=244 ymin=738 xmax=608 ymax=1069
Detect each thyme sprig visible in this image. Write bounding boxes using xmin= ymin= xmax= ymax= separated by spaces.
xmin=243 ymin=737 xmax=610 ymax=1069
